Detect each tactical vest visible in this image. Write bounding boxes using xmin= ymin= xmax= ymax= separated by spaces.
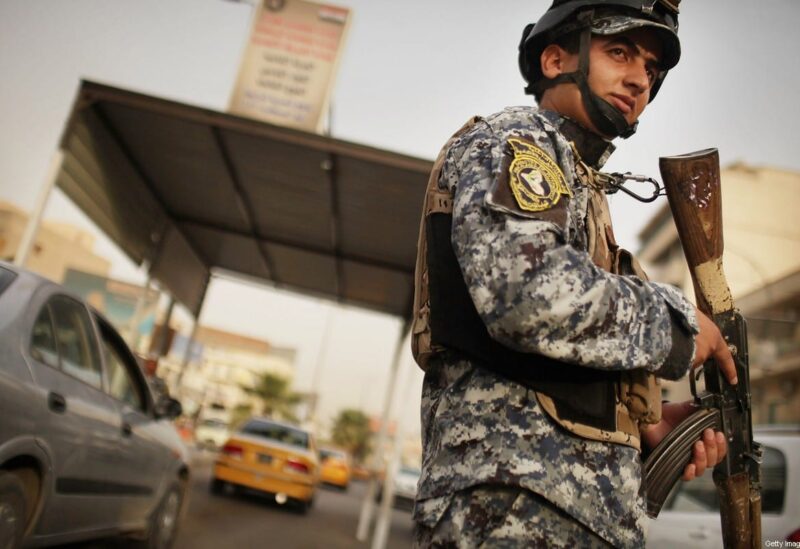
xmin=411 ymin=117 xmax=661 ymax=451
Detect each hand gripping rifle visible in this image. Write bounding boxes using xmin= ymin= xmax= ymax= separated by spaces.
xmin=642 ymin=148 xmax=763 ymax=548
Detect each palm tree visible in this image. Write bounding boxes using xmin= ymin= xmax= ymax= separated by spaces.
xmin=229 ymin=402 xmax=254 ymax=430
xmin=243 ymin=372 xmax=302 ymax=422
xmin=330 ymin=409 xmax=372 ymax=463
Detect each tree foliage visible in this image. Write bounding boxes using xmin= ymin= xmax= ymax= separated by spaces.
xmin=243 ymin=372 xmax=302 ymax=423
xmin=230 ymin=403 xmax=254 ymax=430
xmin=330 ymin=409 xmax=372 ymax=462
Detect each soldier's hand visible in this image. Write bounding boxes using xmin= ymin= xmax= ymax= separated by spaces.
xmin=693 ymin=308 xmax=738 ymax=385
xmin=682 ymin=427 xmax=727 ymax=481
xmin=641 ymin=401 xmax=728 ymax=481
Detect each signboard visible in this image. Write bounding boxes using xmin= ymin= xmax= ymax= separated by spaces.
xmin=62 ymin=269 xmax=158 ymax=335
xmin=229 ymin=0 xmax=351 ymax=133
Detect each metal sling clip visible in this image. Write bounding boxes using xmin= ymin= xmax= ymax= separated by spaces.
xmin=603 ymin=172 xmax=666 ymax=203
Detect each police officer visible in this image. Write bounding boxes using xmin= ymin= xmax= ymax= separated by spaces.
xmin=411 ymin=1 xmax=738 ymax=547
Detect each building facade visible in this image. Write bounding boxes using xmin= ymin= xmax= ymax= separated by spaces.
xmin=638 ymin=164 xmax=800 ymax=424
xmin=0 ymin=201 xmax=110 ymax=281
xmin=158 ymin=326 xmax=297 ymax=425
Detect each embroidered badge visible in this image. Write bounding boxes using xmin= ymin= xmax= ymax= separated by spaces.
xmin=507 ymin=138 xmax=572 ymax=212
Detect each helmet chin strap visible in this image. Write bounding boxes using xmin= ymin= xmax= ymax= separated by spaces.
xmin=548 ymin=20 xmax=638 ymax=139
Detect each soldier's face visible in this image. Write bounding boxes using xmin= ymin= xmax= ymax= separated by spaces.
xmin=540 ymin=28 xmax=664 ymax=137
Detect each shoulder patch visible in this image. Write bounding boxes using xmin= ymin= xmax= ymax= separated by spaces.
xmin=507 ymin=138 xmax=572 ymax=212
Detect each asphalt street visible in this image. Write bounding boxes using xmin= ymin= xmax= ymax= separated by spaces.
xmin=57 ymin=450 xmax=415 ymax=549
xmin=175 ymin=452 xmax=414 ymax=549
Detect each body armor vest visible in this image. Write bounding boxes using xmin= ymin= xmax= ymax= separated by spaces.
xmin=412 ymin=117 xmax=661 ymax=451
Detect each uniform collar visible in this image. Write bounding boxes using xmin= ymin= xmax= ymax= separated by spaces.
xmin=539 ymin=109 xmax=616 ymax=169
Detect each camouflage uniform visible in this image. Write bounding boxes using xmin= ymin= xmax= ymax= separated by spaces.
xmin=413 ymin=106 xmax=698 ymax=548
xmin=415 ymin=485 xmax=611 ymax=548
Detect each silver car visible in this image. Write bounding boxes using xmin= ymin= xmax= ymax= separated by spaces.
xmin=647 ymin=425 xmax=800 ymax=547
xmin=0 ymin=262 xmax=190 ymax=548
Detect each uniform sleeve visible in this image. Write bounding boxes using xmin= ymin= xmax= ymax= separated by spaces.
xmin=445 ymin=122 xmax=698 ymax=374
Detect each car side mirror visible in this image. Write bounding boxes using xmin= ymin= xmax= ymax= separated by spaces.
xmin=156 ymin=397 xmax=183 ymax=420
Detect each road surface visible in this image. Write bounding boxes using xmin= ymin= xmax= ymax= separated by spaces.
xmin=58 ymin=450 xmax=414 ymax=548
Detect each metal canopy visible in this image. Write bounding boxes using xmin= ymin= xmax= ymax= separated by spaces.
xmin=57 ymin=81 xmax=432 ymax=318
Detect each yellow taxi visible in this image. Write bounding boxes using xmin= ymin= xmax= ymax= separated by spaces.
xmin=318 ymin=447 xmax=352 ymax=490
xmin=210 ymin=417 xmax=318 ymax=513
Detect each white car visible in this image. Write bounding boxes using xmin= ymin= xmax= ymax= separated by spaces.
xmin=374 ymin=465 xmax=420 ymax=512
xmin=194 ymin=418 xmax=231 ymax=450
xmin=391 ymin=466 xmax=420 ymax=512
xmin=647 ymin=425 xmax=800 ymax=547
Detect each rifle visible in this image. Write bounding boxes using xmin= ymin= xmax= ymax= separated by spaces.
xmin=642 ymin=148 xmax=763 ymax=548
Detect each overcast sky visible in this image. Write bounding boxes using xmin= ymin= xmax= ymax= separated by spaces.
xmin=1 ymin=0 xmax=799 ymax=436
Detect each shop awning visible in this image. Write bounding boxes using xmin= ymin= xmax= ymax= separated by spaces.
xmin=57 ymin=81 xmax=432 ymax=318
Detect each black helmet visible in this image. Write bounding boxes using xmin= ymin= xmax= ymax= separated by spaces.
xmin=519 ymin=0 xmax=681 ymax=138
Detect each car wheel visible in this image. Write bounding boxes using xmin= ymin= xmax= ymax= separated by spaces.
xmin=291 ymin=496 xmax=313 ymax=515
xmin=297 ymin=499 xmax=311 ymax=515
xmin=209 ymin=478 xmax=225 ymax=495
xmin=0 ymin=472 xmax=28 ymax=549
xmin=133 ymin=483 xmax=183 ymax=549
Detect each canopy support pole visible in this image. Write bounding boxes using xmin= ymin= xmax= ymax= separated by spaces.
xmin=356 ymin=320 xmax=411 ymax=542
xmin=14 ymin=149 xmax=64 ymax=267
xmin=175 ymin=319 xmax=200 ymax=392
xmin=126 ymin=268 xmax=152 ymax=351
xmin=372 ymin=346 xmax=417 ymax=549
xmin=308 ymin=302 xmax=334 ymax=424
xmin=154 ymin=296 xmax=176 ymax=359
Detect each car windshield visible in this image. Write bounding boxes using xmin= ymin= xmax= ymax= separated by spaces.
xmin=399 ymin=467 xmax=421 ymax=476
xmin=320 ymin=449 xmax=346 ymax=460
xmin=241 ymin=420 xmax=309 ymax=449
xmin=200 ymin=419 xmax=228 ymax=429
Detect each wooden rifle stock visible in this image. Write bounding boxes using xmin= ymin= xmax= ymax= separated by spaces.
xmin=660 ymin=149 xmax=730 ymax=316
xmin=647 ymin=148 xmax=762 ymax=548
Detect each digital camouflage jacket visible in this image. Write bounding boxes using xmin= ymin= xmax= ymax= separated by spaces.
xmin=413 ymin=106 xmax=699 ymax=548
